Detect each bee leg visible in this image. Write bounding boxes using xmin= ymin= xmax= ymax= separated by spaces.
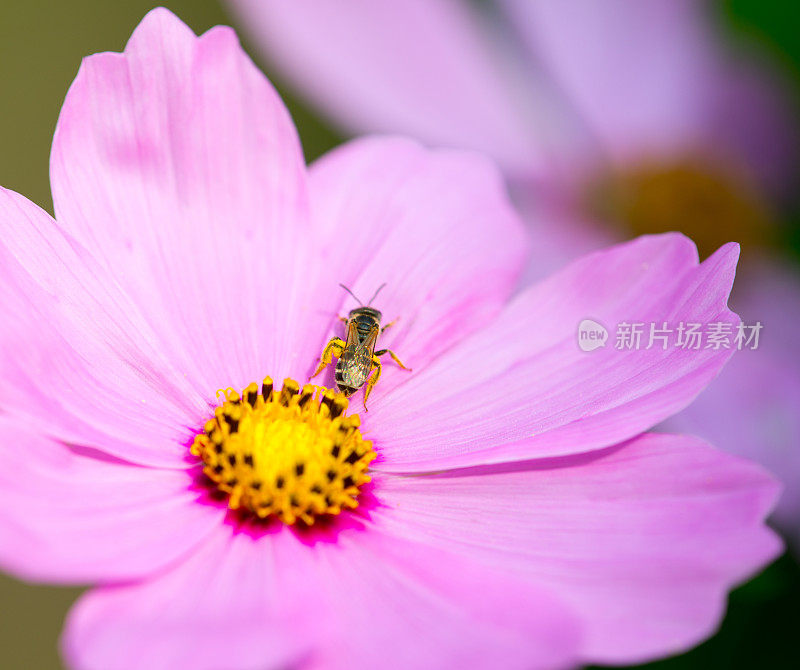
xmin=338 ymin=315 xmax=349 ymax=324
xmin=311 ymin=338 xmax=346 ymax=379
xmin=381 ymin=318 xmax=398 ymax=333
xmin=363 ymin=356 xmax=383 ymax=411
xmin=375 ymin=349 xmax=412 ymax=371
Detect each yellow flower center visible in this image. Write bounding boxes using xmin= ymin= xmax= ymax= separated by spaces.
xmin=191 ymin=377 xmax=375 ymax=525
xmin=584 ymin=157 xmax=771 ymax=258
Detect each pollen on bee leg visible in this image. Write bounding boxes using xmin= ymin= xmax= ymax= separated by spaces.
xmin=191 ymin=377 xmax=374 ymax=525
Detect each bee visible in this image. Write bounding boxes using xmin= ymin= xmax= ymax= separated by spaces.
xmin=312 ymin=283 xmax=410 ymax=410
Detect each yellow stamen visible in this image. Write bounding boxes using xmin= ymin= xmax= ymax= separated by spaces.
xmin=191 ymin=377 xmax=375 ymax=525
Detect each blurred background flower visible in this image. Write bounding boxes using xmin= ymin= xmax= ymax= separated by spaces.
xmin=1 ymin=1 xmax=799 ymax=668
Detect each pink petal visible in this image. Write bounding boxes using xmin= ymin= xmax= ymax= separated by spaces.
xmin=227 ymin=0 xmax=581 ymax=181
xmin=374 ymin=432 xmax=781 ymax=664
xmin=307 ymin=529 xmax=580 ymax=670
xmin=0 ymin=418 xmax=222 ymax=584
xmin=62 ymin=527 xmax=319 ymax=670
xmin=63 ymin=522 xmax=580 ymax=670
xmin=368 ymin=233 xmax=739 ymax=470
xmin=706 ymin=60 xmax=799 ymax=197
xmin=667 ymin=256 xmax=800 ymax=543
xmin=49 ymin=8 xmax=324 ymax=396
xmin=307 ymin=136 xmax=529 ymax=387
xmin=500 ymin=0 xmax=797 ymax=193
xmin=0 ymin=187 xmax=204 ymax=466
xmin=511 ymin=186 xmax=614 ymax=284
xmin=500 ymin=0 xmax=720 ymax=163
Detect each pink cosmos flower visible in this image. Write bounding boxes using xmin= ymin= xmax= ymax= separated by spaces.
xmin=227 ymin=0 xmax=800 ymax=544
xmin=0 ymin=9 xmax=782 ymax=670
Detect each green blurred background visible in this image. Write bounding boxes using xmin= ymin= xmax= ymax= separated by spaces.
xmin=0 ymin=1 xmax=797 ymax=668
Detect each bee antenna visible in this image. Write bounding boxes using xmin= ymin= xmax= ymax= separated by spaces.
xmin=366 ymin=282 xmax=387 ymax=306
xmin=338 ymin=283 xmax=363 ymax=306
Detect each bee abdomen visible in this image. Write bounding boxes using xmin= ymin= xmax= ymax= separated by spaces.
xmin=336 ymin=355 xmax=371 ymax=390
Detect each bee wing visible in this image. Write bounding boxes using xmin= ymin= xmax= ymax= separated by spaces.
xmin=343 ymin=320 xmax=361 ymax=349
xmin=353 ymin=324 xmax=379 ymax=356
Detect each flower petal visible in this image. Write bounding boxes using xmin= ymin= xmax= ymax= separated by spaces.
xmin=499 ymin=0 xmax=797 ymax=193
xmin=374 ymin=432 xmax=782 ymax=664
xmin=666 ymin=257 xmax=800 ymax=543
xmin=0 ymin=418 xmax=222 ymax=583
xmin=369 ymin=233 xmax=739 ymax=470
xmin=307 ymin=528 xmax=581 ymax=670
xmin=61 ymin=527 xmax=318 ymax=670
xmin=0 ymin=187 xmax=205 ymax=466
xmin=49 ymin=8 xmax=323 ymax=394
xmin=499 ymin=0 xmax=719 ymax=162
xmin=307 ymin=136 xmax=528 ymax=384
xmin=226 ymin=0 xmax=575 ymax=180
xmin=705 ymin=59 xmax=798 ymax=199
xmin=63 ymin=522 xmax=580 ymax=670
